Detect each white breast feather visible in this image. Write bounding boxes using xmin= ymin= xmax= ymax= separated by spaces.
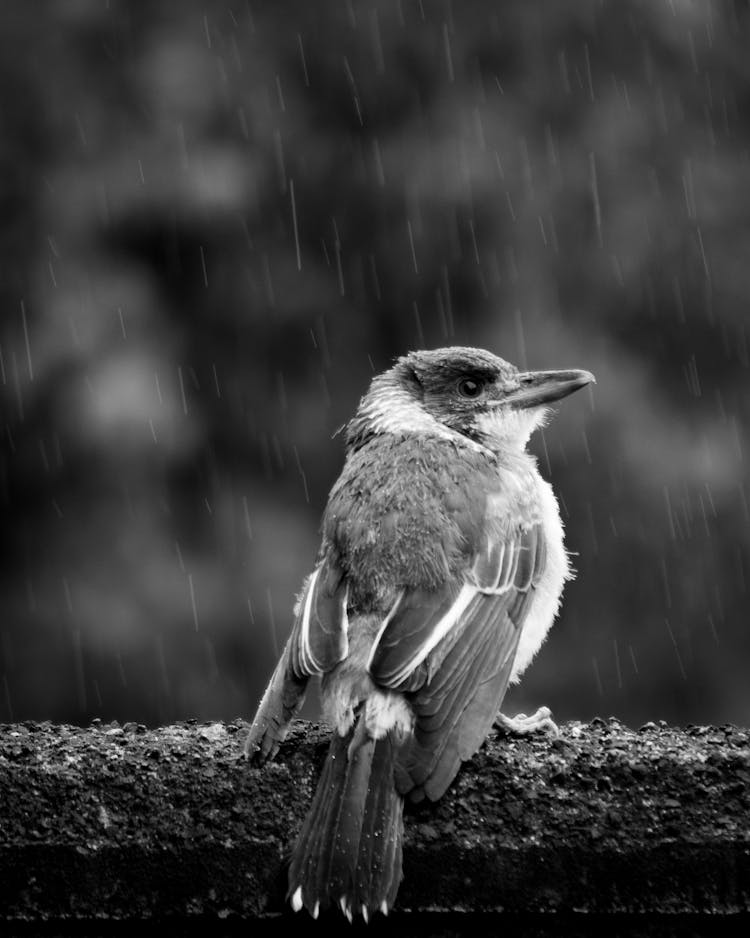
xmin=509 ymin=475 xmax=571 ymax=682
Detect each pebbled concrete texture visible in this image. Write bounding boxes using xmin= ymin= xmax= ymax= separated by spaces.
xmin=0 ymin=718 xmax=748 ymax=921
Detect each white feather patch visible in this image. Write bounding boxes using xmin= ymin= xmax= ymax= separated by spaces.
xmin=474 ymin=406 xmax=548 ymax=449
xmin=382 ymin=582 xmax=477 ymax=688
xmin=364 ymin=690 xmax=414 ymax=739
xmin=296 ymin=568 xmax=349 ymax=675
xmin=297 ymin=566 xmax=322 ymax=673
xmin=361 ymin=382 xmax=488 ymax=453
xmin=365 ymin=590 xmax=404 ymax=672
xmin=509 ymin=476 xmax=570 ymax=682
xmin=329 ymin=683 xmax=357 ymax=737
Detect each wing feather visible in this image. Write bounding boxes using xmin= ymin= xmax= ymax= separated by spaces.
xmin=289 ymin=557 xmax=349 ymax=677
xmin=411 ymin=621 xmax=517 ymax=801
xmin=471 ymin=536 xmax=505 ymax=589
xmin=368 ymin=520 xmax=546 ymax=802
xmin=368 ymin=582 xmax=475 ymax=689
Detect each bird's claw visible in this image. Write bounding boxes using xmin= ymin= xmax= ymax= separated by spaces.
xmin=494 ymin=705 xmax=559 ymax=737
xmin=242 ymin=721 xmax=279 ymax=765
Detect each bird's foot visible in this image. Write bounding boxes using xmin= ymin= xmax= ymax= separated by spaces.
xmin=494 ymin=706 xmax=559 ymax=737
xmin=241 ymin=718 xmax=282 ymax=765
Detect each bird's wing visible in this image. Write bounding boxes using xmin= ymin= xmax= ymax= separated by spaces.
xmin=288 ymin=555 xmax=350 ymax=676
xmin=244 ymin=555 xmax=349 ymax=763
xmin=368 ymin=519 xmax=546 ymax=802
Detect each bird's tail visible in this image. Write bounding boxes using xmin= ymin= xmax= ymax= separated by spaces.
xmin=288 ymin=715 xmax=404 ymax=921
xmin=244 ymin=638 xmax=308 ymax=763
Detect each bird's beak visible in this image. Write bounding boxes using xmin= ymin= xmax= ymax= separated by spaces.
xmin=493 ymin=369 xmax=596 ymax=409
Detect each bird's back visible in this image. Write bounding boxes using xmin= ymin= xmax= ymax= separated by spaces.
xmin=322 ymin=433 xmax=523 ymax=606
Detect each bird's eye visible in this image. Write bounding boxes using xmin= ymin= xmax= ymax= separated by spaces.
xmin=456 ymin=377 xmax=484 ymax=399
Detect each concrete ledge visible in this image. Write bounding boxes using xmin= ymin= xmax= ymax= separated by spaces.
xmin=0 ymin=718 xmax=748 ymax=921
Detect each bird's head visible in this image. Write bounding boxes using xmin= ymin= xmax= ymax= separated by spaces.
xmin=347 ymin=346 xmax=594 ymax=452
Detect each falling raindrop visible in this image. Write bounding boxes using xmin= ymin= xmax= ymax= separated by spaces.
xmin=290 ymin=179 xmax=302 ymax=271
xmin=406 ymin=219 xmax=419 ymax=275
xmin=293 ymin=445 xmax=310 ymax=504
xmin=613 ymin=639 xmax=623 ymax=690
xmin=581 ymin=429 xmax=592 ymax=464
xmin=199 ymin=246 xmax=208 ymax=288
xmin=371 ymin=139 xmax=385 ymax=187
xmin=413 ymin=302 xmax=425 ymax=347
xmin=188 ymin=573 xmax=200 ymax=631
xmin=38 ymin=439 xmax=50 ymax=474
xmin=275 ymin=74 xmax=286 ymax=112
xmin=591 ymin=656 xmax=604 ymax=696
xmin=297 ymin=34 xmax=310 ymax=86
xmin=442 ymin=23 xmax=454 ymax=82
xmin=242 ymin=496 xmax=253 ymax=540
xmin=332 ymin=218 xmax=345 ymax=295
xmin=177 ymin=366 xmax=189 ymax=415
xmin=664 ymin=618 xmax=687 ymax=681
xmin=175 ymin=542 xmax=185 ymax=573
xmin=204 ymin=636 xmax=219 ymax=684
xmin=273 ymin=129 xmax=287 ymax=193
xmin=589 ymin=153 xmax=603 ymax=249
xmin=663 ymin=486 xmax=677 ymax=540
xmin=116 ymin=647 xmax=127 ymax=688
xmin=368 ymin=255 xmax=381 ymax=301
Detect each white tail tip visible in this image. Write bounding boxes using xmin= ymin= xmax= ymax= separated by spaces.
xmin=290 ymin=886 xmax=303 ymax=912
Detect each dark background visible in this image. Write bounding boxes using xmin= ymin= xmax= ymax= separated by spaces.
xmin=0 ymin=0 xmax=748 ymax=730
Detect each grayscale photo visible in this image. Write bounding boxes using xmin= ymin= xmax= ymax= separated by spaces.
xmin=0 ymin=1 xmax=748 ymax=933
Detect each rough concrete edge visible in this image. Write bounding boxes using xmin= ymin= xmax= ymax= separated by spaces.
xmin=0 ymin=718 xmax=748 ymax=920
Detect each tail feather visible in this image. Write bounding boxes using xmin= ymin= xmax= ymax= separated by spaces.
xmin=355 ymin=732 xmax=403 ymax=913
xmin=288 ymin=717 xmax=404 ymax=919
xmin=244 ymin=639 xmax=308 ymax=763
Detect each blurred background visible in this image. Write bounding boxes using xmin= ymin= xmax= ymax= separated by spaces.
xmin=0 ymin=0 xmax=748 ymax=729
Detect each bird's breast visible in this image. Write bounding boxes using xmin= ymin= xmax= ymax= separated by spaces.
xmin=508 ymin=473 xmax=571 ymax=682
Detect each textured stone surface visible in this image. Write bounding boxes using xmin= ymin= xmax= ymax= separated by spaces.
xmin=0 ymin=718 xmax=748 ymax=922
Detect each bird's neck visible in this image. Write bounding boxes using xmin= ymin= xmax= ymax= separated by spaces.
xmin=345 ymin=371 xmax=481 ymax=453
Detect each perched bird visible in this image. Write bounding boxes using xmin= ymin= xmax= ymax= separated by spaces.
xmin=245 ymin=346 xmax=594 ymax=921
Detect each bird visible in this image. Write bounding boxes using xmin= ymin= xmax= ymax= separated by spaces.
xmin=244 ymin=346 xmax=594 ymax=921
